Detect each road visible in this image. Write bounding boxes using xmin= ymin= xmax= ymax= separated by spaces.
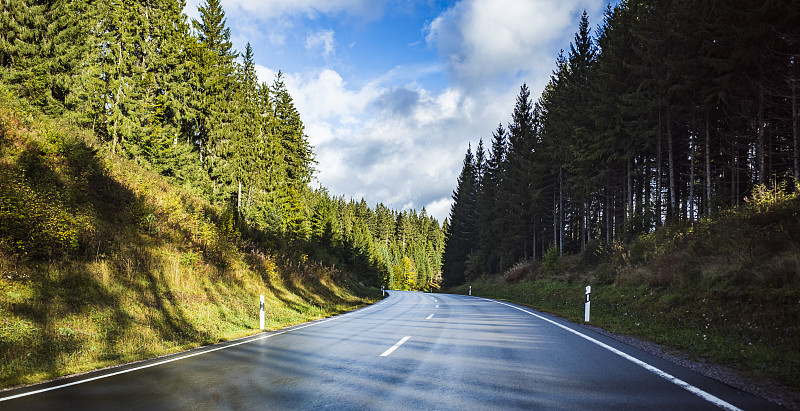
xmin=0 ymin=291 xmax=783 ymax=410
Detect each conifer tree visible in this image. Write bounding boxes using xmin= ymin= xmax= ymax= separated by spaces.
xmin=442 ymin=146 xmax=479 ymax=286
xmin=191 ymin=0 xmax=237 ymax=201
xmin=271 ymin=71 xmax=315 ymax=189
xmin=475 ymin=124 xmax=507 ymax=274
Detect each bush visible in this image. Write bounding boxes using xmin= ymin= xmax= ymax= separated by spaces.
xmin=542 ymin=245 xmax=563 ymax=276
xmin=503 ymin=260 xmax=539 ymax=283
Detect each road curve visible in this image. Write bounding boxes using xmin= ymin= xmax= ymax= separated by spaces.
xmin=0 ymin=291 xmax=783 ymax=410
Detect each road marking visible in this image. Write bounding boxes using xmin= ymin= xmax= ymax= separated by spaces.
xmin=380 ymin=336 xmax=411 ymax=357
xmin=0 ymin=297 xmax=392 ymax=402
xmin=426 ymin=314 xmax=434 ymax=320
xmin=483 ymin=298 xmax=743 ymax=411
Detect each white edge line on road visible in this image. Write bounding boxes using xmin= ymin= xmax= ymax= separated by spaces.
xmin=482 ymin=298 xmax=742 ymax=411
xmin=0 ymin=298 xmax=390 ymax=402
xmin=426 ymin=314 xmax=434 ymax=320
xmin=380 ymin=336 xmax=411 ymax=357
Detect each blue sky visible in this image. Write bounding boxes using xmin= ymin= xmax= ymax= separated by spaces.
xmin=184 ymin=0 xmax=615 ymax=222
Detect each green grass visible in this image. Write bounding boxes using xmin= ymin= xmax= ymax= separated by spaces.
xmin=453 ymin=279 xmax=800 ymax=389
xmin=0 ymin=255 xmax=378 ymax=388
xmin=0 ymin=89 xmax=380 ymax=389
xmin=452 ymin=192 xmax=800 ymax=390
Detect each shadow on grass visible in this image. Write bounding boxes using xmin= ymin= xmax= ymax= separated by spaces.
xmin=0 ymin=137 xmax=208 ymax=387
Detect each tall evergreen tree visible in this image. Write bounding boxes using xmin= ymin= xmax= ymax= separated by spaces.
xmin=191 ymin=0 xmax=237 ymax=201
xmin=474 ymin=124 xmax=507 ymax=274
xmin=442 ymin=146 xmax=478 ymax=287
xmin=271 ymin=71 xmax=315 ymax=190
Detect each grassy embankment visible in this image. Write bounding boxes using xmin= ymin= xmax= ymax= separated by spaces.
xmin=453 ymin=187 xmax=800 ymax=390
xmin=0 ymin=89 xmax=379 ymax=389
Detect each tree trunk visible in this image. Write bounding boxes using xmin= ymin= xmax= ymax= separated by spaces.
xmin=553 ymin=182 xmax=558 ymax=250
xmin=627 ymin=158 xmax=633 ymax=218
xmin=237 ymin=181 xmax=242 ymax=211
xmin=705 ymin=112 xmax=712 ymax=216
xmin=645 ymin=156 xmax=651 ymax=224
xmin=667 ymin=111 xmax=676 ymax=223
xmin=689 ymin=108 xmax=696 ymax=221
xmin=757 ymin=85 xmax=766 ymax=185
xmin=581 ymin=202 xmax=586 ymax=252
xmin=558 ymin=166 xmax=563 ymax=256
xmin=793 ymin=77 xmax=798 ymax=189
xmin=656 ymin=113 xmax=663 ymax=226
xmin=689 ymin=132 xmax=695 ymax=222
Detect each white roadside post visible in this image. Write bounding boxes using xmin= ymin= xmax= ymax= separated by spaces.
xmin=381 ymin=285 xmax=385 ymax=297
xmin=469 ymin=285 xmax=472 ymax=296
xmin=584 ymin=286 xmax=591 ymax=322
xmin=259 ymin=294 xmax=265 ymax=330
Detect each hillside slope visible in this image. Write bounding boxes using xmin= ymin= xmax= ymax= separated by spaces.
xmin=0 ymin=89 xmax=377 ymax=388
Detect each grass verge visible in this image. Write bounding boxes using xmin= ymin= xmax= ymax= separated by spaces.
xmin=452 ymin=278 xmax=800 ymax=391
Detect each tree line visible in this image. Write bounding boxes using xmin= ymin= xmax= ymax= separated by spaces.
xmin=308 ymin=194 xmax=445 ymax=290
xmin=0 ymin=0 xmax=445 ymax=289
xmin=443 ymin=0 xmax=799 ymax=286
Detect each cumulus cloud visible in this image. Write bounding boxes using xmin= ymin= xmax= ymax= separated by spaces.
xmin=425 ymin=0 xmax=603 ymax=89
xmin=372 ymin=87 xmax=421 ymax=117
xmin=270 ymin=65 xmax=513 ymax=222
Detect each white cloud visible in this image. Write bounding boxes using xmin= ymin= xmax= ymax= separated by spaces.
xmin=266 ymin=63 xmax=513 ymax=222
xmin=305 ymin=29 xmax=336 ymax=58
xmin=425 ymin=0 xmax=603 ymax=90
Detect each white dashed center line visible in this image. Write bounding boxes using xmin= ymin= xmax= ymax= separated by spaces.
xmin=380 ymin=336 xmax=411 ymax=357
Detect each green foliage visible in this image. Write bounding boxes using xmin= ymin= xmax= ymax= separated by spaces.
xmin=745 ymin=181 xmax=800 ymax=213
xmin=0 ymin=101 xmax=102 ymax=260
xmin=446 ymin=0 xmax=800 ymax=282
xmin=305 ymin=193 xmax=445 ymax=291
xmin=442 ymin=146 xmax=479 ymax=287
xmin=541 ymin=245 xmax=562 ymax=276
xmin=0 ymin=0 xmax=439 ymax=291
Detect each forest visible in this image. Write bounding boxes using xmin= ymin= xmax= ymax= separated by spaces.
xmin=0 ymin=0 xmax=445 ymax=291
xmin=444 ymin=0 xmax=800 ymax=286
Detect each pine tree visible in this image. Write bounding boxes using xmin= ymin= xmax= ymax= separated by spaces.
xmin=475 ymin=124 xmax=507 ymax=274
xmin=191 ymin=0 xmax=237 ymax=201
xmin=271 ymin=71 xmax=315 ymax=190
xmin=442 ymin=146 xmax=478 ymax=286
xmin=499 ymin=83 xmax=537 ymax=264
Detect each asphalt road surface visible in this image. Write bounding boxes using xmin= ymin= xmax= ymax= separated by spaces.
xmin=0 ymin=291 xmax=783 ymax=410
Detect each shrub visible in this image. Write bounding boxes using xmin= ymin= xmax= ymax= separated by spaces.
xmin=503 ymin=260 xmax=539 ymax=283
xmin=745 ymin=181 xmax=798 ymax=213
xmin=542 ymin=245 xmax=563 ymax=276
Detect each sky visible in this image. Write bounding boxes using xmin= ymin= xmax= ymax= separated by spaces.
xmin=184 ymin=0 xmax=615 ymax=222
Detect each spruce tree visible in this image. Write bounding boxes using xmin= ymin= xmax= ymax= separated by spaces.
xmin=442 ymin=146 xmax=479 ymax=287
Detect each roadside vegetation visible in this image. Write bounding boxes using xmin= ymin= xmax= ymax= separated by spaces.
xmin=452 ymin=185 xmax=800 ymax=391
xmin=0 ymin=89 xmax=379 ymax=389
xmin=442 ymin=0 xmax=799 ymax=398
xmin=0 ymin=0 xmax=441 ymax=389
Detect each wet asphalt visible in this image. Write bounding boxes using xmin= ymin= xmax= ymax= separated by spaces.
xmin=0 ymin=290 xmax=784 ymax=410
